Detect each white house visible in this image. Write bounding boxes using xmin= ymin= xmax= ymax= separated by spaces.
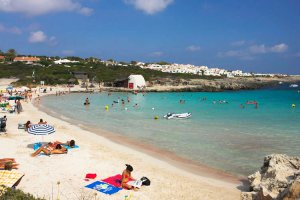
xmin=128 ymin=75 xmax=146 ymax=90
xmin=54 ymin=59 xmax=79 ymax=64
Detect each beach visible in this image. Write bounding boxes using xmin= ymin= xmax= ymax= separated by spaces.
xmin=0 ymin=80 xmax=241 ymax=199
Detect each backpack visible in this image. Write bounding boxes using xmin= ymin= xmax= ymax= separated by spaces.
xmin=140 ymin=177 xmax=151 ymax=186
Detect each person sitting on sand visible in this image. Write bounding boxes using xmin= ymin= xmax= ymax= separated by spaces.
xmin=31 ymin=143 xmax=67 ymax=157
xmin=121 ymin=164 xmax=137 ymax=190
xmin=24 ymin=120 xmax=32 ymax=131
xmin=38 ymin=119 xmax=47 ymax=124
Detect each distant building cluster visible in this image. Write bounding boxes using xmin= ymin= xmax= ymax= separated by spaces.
xmin=137 ymin=62 xmax=254 ymax=78
xmin=3 ymin=55 xmax=288 ymax=77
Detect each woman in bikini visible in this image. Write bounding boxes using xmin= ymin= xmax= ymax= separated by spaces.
xmin=31 ymin=143 xmax=67 ymax=157
xmin=121 ymin=164 xmax=137 ymax=190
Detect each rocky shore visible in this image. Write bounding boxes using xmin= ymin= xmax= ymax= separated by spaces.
xmin=241 ymin=154 xmax=300 ymax=200
xmin=98 ymin=76 xmax=300 ymax=92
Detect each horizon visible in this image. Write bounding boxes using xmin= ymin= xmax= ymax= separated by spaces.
xmin=1 ymin=0 xmax=300 ymax=74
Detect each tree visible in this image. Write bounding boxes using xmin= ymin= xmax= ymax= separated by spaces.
xmin=5 ymin=48 xmax=17 ymax=61
xmin=130 ymin=61 xmax=137 ymax=65
xmin=0 ymin=50 xmax=4 ymax=56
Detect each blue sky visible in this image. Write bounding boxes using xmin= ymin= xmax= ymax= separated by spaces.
xmin=0 ymin=0 xmax=300 ymax=74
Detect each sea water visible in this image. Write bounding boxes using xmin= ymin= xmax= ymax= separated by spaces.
xmin=40 ymin=86 xmax=300 ymax=176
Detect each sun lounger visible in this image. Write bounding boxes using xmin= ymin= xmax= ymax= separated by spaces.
xmin=0 ymin=170 xmax=24 ymax=188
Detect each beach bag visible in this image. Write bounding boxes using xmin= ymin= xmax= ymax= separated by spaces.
xmin=140 ymin=177 xmax=150 ymax=186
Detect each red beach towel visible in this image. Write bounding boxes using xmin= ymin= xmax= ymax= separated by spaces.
xmin=85 ymin=173 xmax=97 ymax=179
xmin=102 ymin=174 xmax=133 ymax=188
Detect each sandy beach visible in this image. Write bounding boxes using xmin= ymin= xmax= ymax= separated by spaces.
xmin=0 ymin=79 xmax=241 ymax=200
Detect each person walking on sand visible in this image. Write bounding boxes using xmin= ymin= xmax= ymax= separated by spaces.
xmin=16 ymin=99 xmax=22 ymax=114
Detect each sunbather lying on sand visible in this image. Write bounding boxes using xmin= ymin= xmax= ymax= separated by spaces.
xmin=55 ymin=140 xmax=76 ymax=148
xmin=31 ymin=143 xmax=67 ymax=157
xmin=0 ymin=159 xmax=19 ymax=170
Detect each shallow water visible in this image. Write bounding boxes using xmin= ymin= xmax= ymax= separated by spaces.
xmin=41 ymin=86 xmax=300 ymax=176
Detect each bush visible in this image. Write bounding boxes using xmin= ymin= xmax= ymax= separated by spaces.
xmin=0 ymin=187 xmax=45 ymax=200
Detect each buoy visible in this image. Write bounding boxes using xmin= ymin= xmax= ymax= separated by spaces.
xmin=105 ymin=105 xmax=109 ymax=110
xmin=292 ymin=104 xmax=296 ymax=108
xmin=152 ymin=107 xmax=155 ymax=110
xmin=125 ymin=107 xmax=128 ymax=110
xmin=154 ymin=116 xmax=159 ymax=120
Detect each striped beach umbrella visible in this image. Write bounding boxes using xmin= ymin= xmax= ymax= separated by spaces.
xmin=28 ymin=124 xmax=55 ymax=135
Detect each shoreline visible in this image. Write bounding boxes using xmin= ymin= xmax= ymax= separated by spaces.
xmin=1 ymin=83 xmax=241 ymax=199
xmin=37 ymin=97 xmax=243 ymax=183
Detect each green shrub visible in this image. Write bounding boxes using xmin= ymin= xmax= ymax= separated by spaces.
xmin=0 ymin=187 xmax=45 ymax=200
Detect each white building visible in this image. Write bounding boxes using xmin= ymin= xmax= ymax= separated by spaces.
xmin=128 ymin=75 xmax=146 ymax=90
xmin=54 ymin=59 xmax=79 ymax=64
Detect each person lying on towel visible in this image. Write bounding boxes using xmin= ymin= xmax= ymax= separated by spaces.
xmin=54 ymin=140 xmax=76 ymax=148
xmin=0 ymin=158 xmax=19 ymax=170
xmin=121 ymin=164 xmax=138 ymax=190
xmin=31 ymin=143 xmax=67 ymax=157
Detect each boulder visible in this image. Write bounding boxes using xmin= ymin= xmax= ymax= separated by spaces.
xmin=241 ymin=154 xmax=300 ymax=200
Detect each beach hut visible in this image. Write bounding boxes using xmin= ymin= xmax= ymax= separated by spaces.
xmin=128 ymin=75 xmax=146 ymax=90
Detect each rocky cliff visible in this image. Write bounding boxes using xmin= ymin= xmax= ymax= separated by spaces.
xmin=241 ymin=154 xmax=300 ymax=200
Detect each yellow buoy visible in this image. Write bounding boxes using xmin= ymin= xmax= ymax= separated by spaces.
xmin=292 ymin=104 xmax=296 ymax=108
xmin=154 ymin=116 xmax=159 ymax=120
xmin=105 ymin=105 xmax=109 ymax=110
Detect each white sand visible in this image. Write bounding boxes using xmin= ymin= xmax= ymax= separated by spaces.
xmin=0 ymin=82 xmax=241 ymax=200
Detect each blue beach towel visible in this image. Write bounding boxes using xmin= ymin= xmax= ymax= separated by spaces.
xmin=85 ymin=181 xmax=122 ymax=195
xmin=33 ymin=142 xmax=42 ymax=150
xmin=62 ymin=144 xmax=79 ymax=149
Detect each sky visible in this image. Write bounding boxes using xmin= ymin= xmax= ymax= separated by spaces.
xmin=0 ymin=0 xmax=300 ymax=74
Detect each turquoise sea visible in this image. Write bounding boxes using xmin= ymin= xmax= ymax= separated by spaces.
xmin=40 ymin=85 xmax=300 ymax=176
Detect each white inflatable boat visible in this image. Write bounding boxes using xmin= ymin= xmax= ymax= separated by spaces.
xmin=164 ymin=112 xmax=192 ymax=120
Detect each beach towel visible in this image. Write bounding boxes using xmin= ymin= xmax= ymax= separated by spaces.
xmin=102 ymin=174 xmax=123 ymax=188
xmin=33 ymin=142 xmax=42 ymax=151
xmin=0 ymin=170 xmax=24 ymax=187
xmin=85 ymin=181 xmax=122 ymax=195
xmin=85 ymin=173 xmax=97 ymax=179
xmin=62 ymin=144 xmax=79 ymax=149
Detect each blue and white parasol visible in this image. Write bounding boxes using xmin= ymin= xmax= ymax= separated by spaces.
xmin=28 ymin=124 xmax=55 ymax=135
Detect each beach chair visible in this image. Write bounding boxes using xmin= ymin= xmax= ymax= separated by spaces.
xmin=0 ymin=170 xmax=24 ymax=189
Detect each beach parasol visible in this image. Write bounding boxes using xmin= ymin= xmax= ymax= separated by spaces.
xmin=28 ymin=124 xmax=55 ymax=142
xmin=28 ymin=124 xmax=55 ymax=135
xmin=6 ymin=86 xmax=13 ymax=90
xmin=8 ymin=96 xmax=24 ymax=100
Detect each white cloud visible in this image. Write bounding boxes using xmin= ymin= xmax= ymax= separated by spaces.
xmin=249 ymin=44 xmax=267 ymax=54
xmin=0 ymin=23 xmax=22 ymax=34
xmin=217 ymin=50 xmax=254 ymax=60
xmin=29 ymin=31 xmax=47 ymax=43
xmin=29 ymin=30 xmax=57 ymax=45
xmin=0 ymin=0 xmax=93 ymax=16
xmin=249 ymin=43 xmax=288 ymax=54
xmin=150 ymin=51 xmax=164 ymax=57
xmin=186 ymin=45 xmax=201 ymax=52
xmin=270 ymin=43 xmax=288 ymax=53
xmin=124 ymin=0 xmax=173 ymax=14
xmin=218 ymin=42 xmax=288 ymax=60
xmin=62 ymin=50 xmax=75 ymax=55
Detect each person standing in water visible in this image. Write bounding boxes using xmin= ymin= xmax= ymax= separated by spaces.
xmin=84 ymin=97 xmax=90 ymax=105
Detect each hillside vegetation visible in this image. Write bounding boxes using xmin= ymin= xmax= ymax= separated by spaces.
xmin=0 ymin=62 xmax=218 ymax=86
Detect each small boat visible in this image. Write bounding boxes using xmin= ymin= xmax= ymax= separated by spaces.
xmin=164 ymin=112 xmax=192 ymax=120
xmin=278 ymin=81 xmax=283 ymax=84
xmin=289 ymin=84 xmax=299 ymax=88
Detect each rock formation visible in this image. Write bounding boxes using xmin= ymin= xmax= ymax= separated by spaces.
xmin=241 ymin=154 xmax=300 ymax=200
